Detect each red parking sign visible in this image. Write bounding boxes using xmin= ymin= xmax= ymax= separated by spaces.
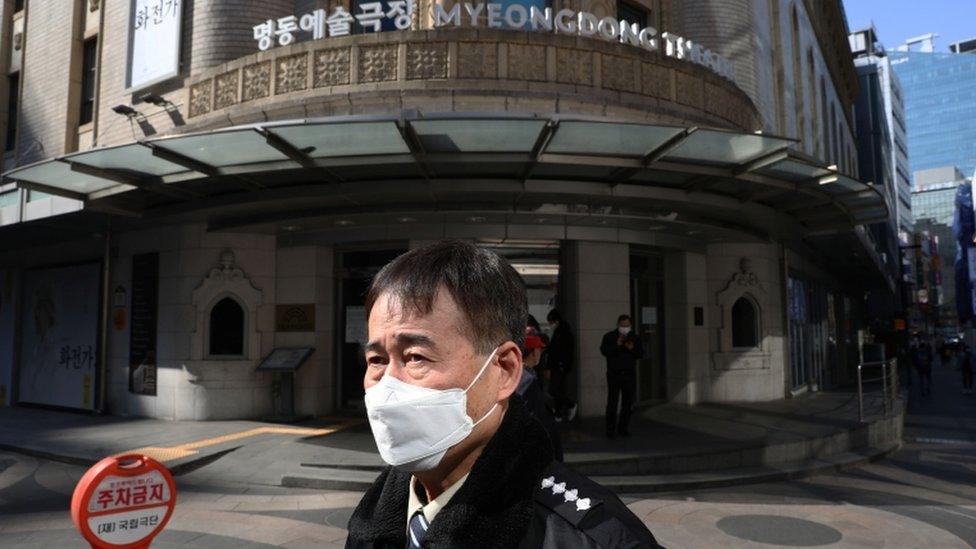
xmin=70 ymin=454 xmax=176 ymax=549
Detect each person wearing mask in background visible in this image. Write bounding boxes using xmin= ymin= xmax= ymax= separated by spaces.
xmin=518 ymin=334 xmax=563 ymax=461
xmin=600 ymin=315 xmax=643 ymax=438
xmin=346 ymin=240 xmax=661 ymax=549
xmin=545 ymin=310 xmax=577 ymax=422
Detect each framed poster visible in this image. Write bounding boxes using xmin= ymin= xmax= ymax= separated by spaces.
xmin=129 ymin=253 xmax=158 ymax=396
xmin=18 ymin=262 xmax=101 ymax=410
xmin=127 ymin=0 xmax=183 ymax=91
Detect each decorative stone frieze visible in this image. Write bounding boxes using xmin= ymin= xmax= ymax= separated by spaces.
xmin=314 ymin=48 xmax=351 ymax=87
xmin=458 ymin=42 xmax=497 ymax=79
xmin=359 ymin=45 xmax=398 ymax=83
xmin=213 ymin=70 xmax=240 ymax=110
xmin=407 ymin=42 xmax=448 ymax=80
xmin=507 ymin=43 xmax=546 ymax=82
xmin=555 ymin=48 xmax=592 ymax=86
xmin=675 ymin=69 xmax=704 ymax=109
xmin=188 ymin=79 xmax=213 ymax=118
xmin=602 ymin=55 xmax=638 ymax=93
xmin=641 ymin=62 xmax=671 ymax=99
xmin=275 ymin=53 xmax=309 ymax=95
xmin=242 ymin=61 xmax=271 ymax=102
xmin=181 ymin=30 xmax=761 ymax=131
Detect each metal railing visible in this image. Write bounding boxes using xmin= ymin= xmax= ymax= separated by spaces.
xmin=856 ymin=358 xmax=899 ymax=422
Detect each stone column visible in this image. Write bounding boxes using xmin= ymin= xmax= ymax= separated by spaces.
xmin=663 ymin=250 xmax=708 ymax=405
xmin=561 ymin=241 xmax=630 ymax=419
xmin=275 ymin=245 xmax=335 ymax=417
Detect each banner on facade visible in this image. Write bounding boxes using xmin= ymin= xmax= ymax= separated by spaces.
xmin=18 ymin=263 xmax=101 ymax=410
xmin=129 ymin=253 xmax=158 ymax=396
xmin=127 ymin=0 xmax=182 ymax=90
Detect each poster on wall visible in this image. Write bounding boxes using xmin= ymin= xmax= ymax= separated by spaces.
xmin=129 ymin=253 xmax=158 ymax=396
xmin=127 ymin=0 xmax=183 ymax=90
xmin=18 ymin=263 xmax=101 ymax=410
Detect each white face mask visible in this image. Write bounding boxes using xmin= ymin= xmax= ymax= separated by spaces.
xmin=618 ymin=326 xmax=631 ymax=336
xmin=364 ymin=348 xmax=499 ymax=472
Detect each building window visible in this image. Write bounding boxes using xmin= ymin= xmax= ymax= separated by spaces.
xmin=79 ymin=37 xmax=97 ymax=125
xmin=617 ymin=1 xmax=647 ymax=28
xmin=731 ymin=297 xmax=759 ymax=348
xmin=14 ymin=0 xmax=24 ymax=12
xmin=209 ymin=296 xmax=245 ymax=356
xmin=4 ymin=72 xmax=18 ymax=152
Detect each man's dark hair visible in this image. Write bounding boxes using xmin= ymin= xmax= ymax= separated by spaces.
xmin=365 ymin=240 xmax=528 ymax=353
xmin=618 ymin=314 xmax=631 ymax=324
xmin=547 ymin=310 xmax=562 ymax=323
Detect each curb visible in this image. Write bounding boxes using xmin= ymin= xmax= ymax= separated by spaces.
xmin=0 ymin=442 xmax=236 ymax=476
xmin=280 ymin=443 xmax=901 ymax=493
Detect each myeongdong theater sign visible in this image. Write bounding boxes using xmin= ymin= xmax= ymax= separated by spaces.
xmin=253 ymin=2 xmax=735 ymax=82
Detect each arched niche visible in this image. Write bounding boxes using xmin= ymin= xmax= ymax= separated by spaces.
xmin=713 ymin=258 xmax=771 ymax=371
xmin=190 ymin=249 xmax=263 ymax=361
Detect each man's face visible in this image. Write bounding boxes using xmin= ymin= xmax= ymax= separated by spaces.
xmin=364 ymin=287 xmax=502 ymax=427
xmin=618 ymin=318 xmax=632 ymax=330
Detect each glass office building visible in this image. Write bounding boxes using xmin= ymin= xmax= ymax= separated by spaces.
xmin=889 ymin=46 xmax=976 ymax=181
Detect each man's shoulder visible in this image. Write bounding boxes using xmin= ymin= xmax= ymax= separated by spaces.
xmin=533 ymin=461 xmax=661 ymax=548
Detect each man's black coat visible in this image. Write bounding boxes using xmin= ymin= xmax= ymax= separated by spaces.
xmin=345 ymin=396 xmax=662 ymax=548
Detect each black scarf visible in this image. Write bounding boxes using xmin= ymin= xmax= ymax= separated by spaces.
xmin=346 ymin=396 xmax=554 ymax=548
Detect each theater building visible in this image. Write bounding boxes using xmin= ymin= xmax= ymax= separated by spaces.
xmin=0 ymin=0 xmax=893 ymax=420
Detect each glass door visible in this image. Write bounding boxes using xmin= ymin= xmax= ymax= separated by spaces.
xmin=630 ymin=252 xmax=666 ymax=403
xmin=337 ymin=248 xmax=406 ymax=409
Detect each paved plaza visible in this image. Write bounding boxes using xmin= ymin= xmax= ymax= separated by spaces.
xmin=0 ymin=360 xmax=974 ymax=547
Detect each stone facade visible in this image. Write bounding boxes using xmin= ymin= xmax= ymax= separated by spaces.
xmin=178 ymin=29 xmax=761 ymax=135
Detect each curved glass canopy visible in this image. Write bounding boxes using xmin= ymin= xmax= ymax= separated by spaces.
xmin=1 ymin=114 xmax=888 ymax=233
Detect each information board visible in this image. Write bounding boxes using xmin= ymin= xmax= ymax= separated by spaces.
xmin=129 ymin=253 xmax=158 ymax=396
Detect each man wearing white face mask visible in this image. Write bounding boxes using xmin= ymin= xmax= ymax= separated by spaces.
xmin=346 ymin=240 xmax=661 ymax=549
xmin=600 ymin=314 xmax=644 ymax=439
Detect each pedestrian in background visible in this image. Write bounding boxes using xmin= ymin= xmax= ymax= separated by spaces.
xmin=914 ymin=338 xmax=934 ymax=397
xmin=518 ymin=334 xmax=563 ymax=461
xmin=960 ymin=343 xmax=974 ymax=395
xmin=600 ymin=314 xmax=643 ymax=438
xmin=546 ymin=310 xmax=577 ymax=422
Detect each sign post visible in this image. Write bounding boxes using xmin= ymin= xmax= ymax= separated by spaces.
xmin=71 ymin=454 xmax=176 ymax=548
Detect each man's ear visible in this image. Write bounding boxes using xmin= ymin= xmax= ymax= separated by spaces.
xmin=494 ymin=341 xmax=522 ymax=401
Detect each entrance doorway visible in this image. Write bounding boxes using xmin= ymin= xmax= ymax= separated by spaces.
xmin=630 ymin=252 xmax=667 ymax=402
xmin=336 ymin=247 xmax=406 ymax=409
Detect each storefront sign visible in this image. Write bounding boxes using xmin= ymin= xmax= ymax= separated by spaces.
xmin=127 ymin=0 xmax=182 ymax=90
xmin=254 ymin=3 xmax=734 ymax=81
xmin=129 ymin=253 xmax=158 ymax=396
xmin=71 ymin=454 xmax=176 ymax=549
xmin=275 ymin=304 xmax=316 ymax=332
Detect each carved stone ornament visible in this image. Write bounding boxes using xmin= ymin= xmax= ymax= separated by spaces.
xmin=190 ymin=249 xmax=263 ymax=361
xmin=712 ymin=257 xmax=770 ymax=371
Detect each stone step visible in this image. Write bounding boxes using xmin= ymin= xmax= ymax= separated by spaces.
xmin=279 ymin=443 xmax=899 ymax=493
xmin=567 ymin=411 xmax=904 ymax=476
xmin=592 ymin=444 xmax=899 ymax=493
xmin=282 ymin=467 xmax=380 ymax=491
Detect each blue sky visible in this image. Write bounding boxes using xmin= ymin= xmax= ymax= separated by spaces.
xmin=843 ymin=0 xmax=976 ymax=52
